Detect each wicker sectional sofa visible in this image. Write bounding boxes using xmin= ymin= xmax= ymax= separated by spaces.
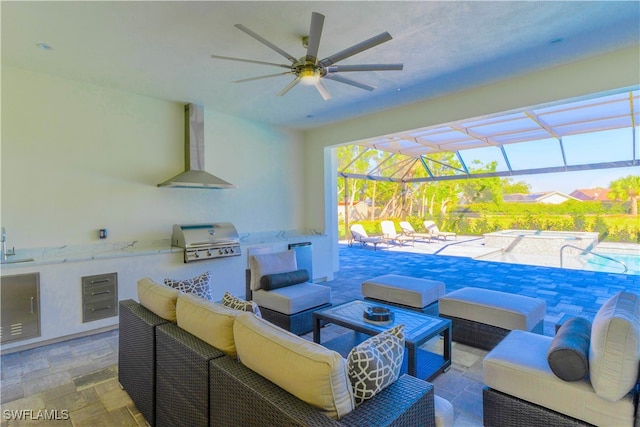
xmin=119 ymin=278 xmax=441 ymax=427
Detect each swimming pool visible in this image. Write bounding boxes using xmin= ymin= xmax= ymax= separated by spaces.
xmin=584 ymin=252 xmax=640 ymax=275
xmin=484 ymin=229 xmax=599 ymax=255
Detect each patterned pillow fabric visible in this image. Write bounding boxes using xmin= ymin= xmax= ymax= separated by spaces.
xmin=221 ymin=291 xmax=262 ymax=317
xmin=164 ymin=271 xmax=212 ymax=300
xmin=347 ymin=324 xmax=405 ymax=405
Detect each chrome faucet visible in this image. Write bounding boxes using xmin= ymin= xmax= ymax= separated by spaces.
xmin=1 ymin=227 xmax=15 ymax=261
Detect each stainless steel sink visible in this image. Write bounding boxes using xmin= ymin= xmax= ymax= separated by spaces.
xmin=1 ymin=258 xmax=35 ymax=264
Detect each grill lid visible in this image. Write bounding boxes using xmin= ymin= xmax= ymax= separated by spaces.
xmin=172 ymin=223 xmax=241 ymax=262
xmin=172 ymin=223 xmax=239 ymax=248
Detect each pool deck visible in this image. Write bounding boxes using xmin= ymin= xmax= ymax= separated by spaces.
xmin=333 ymin=238 xmax=640 ymax=333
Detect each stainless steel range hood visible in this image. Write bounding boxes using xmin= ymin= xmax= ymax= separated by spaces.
xmin=158 ymin=103 xmax=235 ymax=189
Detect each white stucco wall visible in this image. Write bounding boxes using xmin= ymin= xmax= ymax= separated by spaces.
xmin=1 ymin=66 xmax=308 ymax=247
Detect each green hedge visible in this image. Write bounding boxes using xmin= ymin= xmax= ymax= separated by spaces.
xmin=463 ymin=200 xmax=628 ymax=215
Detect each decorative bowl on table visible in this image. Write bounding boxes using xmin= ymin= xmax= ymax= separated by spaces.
xmin=363 ymin=306 xmax=394 ymax=325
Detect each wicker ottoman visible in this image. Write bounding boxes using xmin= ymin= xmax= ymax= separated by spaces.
xmin=362 ymin=274 xmax=445 ymax=316
xmin=439 ymin=287 xmax=545 ymax=350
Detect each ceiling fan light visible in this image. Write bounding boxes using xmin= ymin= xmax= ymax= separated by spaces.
xmin=299 ymin=67 xmax=320 ymax=85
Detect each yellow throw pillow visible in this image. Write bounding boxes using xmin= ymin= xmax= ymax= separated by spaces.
xmin=137 ymin=277 xmax=181 ymax=322
xmin=176 ymin=293 xmax=245 ymax=358
xmin=233 ymin=313 xmax=355 ymax=420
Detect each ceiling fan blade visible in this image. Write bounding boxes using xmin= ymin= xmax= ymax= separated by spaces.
xmin=315 ymin=80 xmax=332 ymax=101
xmin=326 ymin=63 xmax=404 ymax=72
xmin=324 ymin=73 xmax=375 ymax=91
xmin=233 ymin=71 xmax=295 ymax=83
xmin=234 ymin=24 xmax=298 ymax=64
xmin=305 ymin=12 xmax=325 ymax=63
xmin=211 ymin=55 xmax=292 ymax=69
xmin=319 ymin=32 xmax=393 ymax=67
xmin=277 ymin=77 xmax=301 ymax=96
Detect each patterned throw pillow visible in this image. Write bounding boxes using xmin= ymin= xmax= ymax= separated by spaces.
xmin=347 ymin=324 xmax=405 ymax=405
xmin=221 ymin=291 xmax=262 ymax=318
xmin=164 ymin=271 xmax=212 ymax=300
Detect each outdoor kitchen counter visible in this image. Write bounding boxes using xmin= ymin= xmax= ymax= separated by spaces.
xmin=0 ymin=230 xmax=332 ymax=353
xmin=0 ymin=239 xmax=181 ymax=269
xmin=1 ymin=230 xmax=326 ymax=269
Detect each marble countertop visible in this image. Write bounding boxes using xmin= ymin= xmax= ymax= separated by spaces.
xmin=1 ymin=239 xmax=181 ymax=269
xmin=0 ymin=230 xmax=325 ymax=269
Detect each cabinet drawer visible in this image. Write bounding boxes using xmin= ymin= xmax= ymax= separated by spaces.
xmin=83 ymin=300 xmax=117 ymax=323
xmin=82 ymin=273 xmax=118 ymax=323
xmin=82 ymin=273 xmax=116 ymax=289
xmin=83 ymin=282 xmax=116 ymax=304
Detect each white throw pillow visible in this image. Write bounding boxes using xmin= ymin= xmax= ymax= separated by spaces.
xmin=249 ymin=250 xmax=297 ymax=291
xmin=589 ymin=291 xmax=640 ymax=401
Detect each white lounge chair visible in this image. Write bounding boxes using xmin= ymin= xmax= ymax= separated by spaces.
xmin=423 ymin=220 xmax=457 ymax=241
xmin=381 ymin=220 xmax=414 ymax=246
xmin=349 ymin=224 xmax=386 ymax=250
xmin=399 ymin=221 xmax=433 ymax=242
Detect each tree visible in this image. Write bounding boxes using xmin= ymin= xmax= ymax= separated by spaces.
xmin=609 ymin=175 xmax=640 ymax=216
xmin=502 ymin=178 xmax=531 ymax=194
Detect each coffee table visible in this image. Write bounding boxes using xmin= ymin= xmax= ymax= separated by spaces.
xmin=313 ymin=299 xmax=451 ymax=381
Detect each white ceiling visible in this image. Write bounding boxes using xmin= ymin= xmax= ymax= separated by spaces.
xmin=2 ymin=1 xmax=639 ymax=130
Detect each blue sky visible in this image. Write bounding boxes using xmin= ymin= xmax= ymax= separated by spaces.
xmin=522 ymin=166 xmax=638 ymax=194
xmin=465 ymin=127 xmax=639 ymax=194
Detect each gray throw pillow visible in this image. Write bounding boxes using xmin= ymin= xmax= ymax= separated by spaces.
xmin=164 ymin=271 xmax=212 ymax=300
xmin=260 ymin=269 xmax=309 ymax=290
xmin=347 ymin=324 xmax=405 ymax=405
xmin=547 ymin=316 xmax=591 ymax=381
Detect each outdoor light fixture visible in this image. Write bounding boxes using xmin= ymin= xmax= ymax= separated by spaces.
xmin=299 ymin=65 xmax=320 ymax=86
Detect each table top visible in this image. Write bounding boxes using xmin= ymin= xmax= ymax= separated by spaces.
xmin=315 ymin=300 xmax=450 ymax=344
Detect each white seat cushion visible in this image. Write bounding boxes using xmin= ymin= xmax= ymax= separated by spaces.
xmin=484 ymin=330 xmax=636 ymax=427
xmin=434 ymin=395 xmax=454 ymax=427
xmin=440 ymin=287 xmax=545 ymax=331
xmin=252 ymin=283 xmax=331 ymax=315
xmin=362 ymin=275 xmax=445 ymax=309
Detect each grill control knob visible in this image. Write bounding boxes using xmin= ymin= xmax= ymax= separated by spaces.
xmin=218 ymin=249 xmax=224 ymax=255
xmin=194 ymin=252 xmax=200 ymax=258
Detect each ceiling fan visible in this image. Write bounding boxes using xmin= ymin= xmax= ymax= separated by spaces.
xmin=211 ymin=12 xmax=403 ymax=100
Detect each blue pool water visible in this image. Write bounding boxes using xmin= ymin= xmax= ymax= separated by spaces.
xmin=586 ymin=252 xmax=640 ymax=275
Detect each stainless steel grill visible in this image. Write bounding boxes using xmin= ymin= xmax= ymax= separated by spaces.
xmin=171 ymin=223 xmax=241 ymax=263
